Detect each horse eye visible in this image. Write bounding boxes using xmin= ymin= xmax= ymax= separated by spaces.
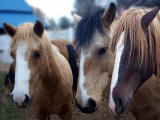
xmin=98 ymin=47 xmax=107 ymax=55
xmin=34 ymin=51 xmax=41 ymax=58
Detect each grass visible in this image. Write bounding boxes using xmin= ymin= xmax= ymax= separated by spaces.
xmin=0 ymin=73 xmax=27 ymax=120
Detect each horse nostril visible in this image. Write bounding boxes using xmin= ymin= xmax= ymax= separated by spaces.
xmin=88 ymin=98 xmax=96 ymax=111
xmin=23 ymin=95 xmax=30 ymax=106
xmin=115 ymin=96 xmax=124 ymax=114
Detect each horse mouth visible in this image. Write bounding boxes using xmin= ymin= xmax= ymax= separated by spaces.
xmin=74 ymin=99 xmax=98 ymax=114
xmin=115 ymin=100 xmax=131 ymax=116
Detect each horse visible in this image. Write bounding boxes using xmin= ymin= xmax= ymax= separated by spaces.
xmin=72 ymin=3 xmax=115 ymax=114
xmin=4 ymin=39 xmax=78 ymax=97
xmin=72 ymin=3 xmax=160 ymax=120
xmin=109 ymin=7 xmax=160 ymax=116
xmin=3 ymin=21 xmax=73 ymax=120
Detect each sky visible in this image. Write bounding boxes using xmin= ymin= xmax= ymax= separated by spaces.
xmin=26 ymin=0 xmax=75 ymax=22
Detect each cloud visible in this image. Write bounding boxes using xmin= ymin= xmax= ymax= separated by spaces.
xmin=26 ymin=0 xmax=74 ymax=22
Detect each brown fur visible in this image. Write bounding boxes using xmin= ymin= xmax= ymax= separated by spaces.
xmin=51 ymin=39 xmax=72 ymax=61
xmin=131 ymin=76 xmax=160 ymax=120
xmin=4 ymin=22 xmax=73 ymax=120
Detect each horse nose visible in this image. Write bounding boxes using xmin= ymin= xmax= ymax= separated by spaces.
xmin=114 ymin=96 xmax=125 ymax=114
xmin=11 ymin=94 xmax=30 ymax=107
xmin=88 ymin=98 xmax=96 ymax=110
xmin=23 ymin=95 xmax=30 ymax=106
xmin=83 ymin=98 xmax=96 ymax=114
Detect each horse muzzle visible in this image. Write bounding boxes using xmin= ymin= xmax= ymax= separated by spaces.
xmin=114 ymin=95 xmax=131 ymax=116
xmin=11 ymin=94 xmax=32 ymax=108
xmin=75 ymin=98 xmax=98 ymax=114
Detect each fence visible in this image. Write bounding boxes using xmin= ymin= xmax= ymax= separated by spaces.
xmin=0 ymin=27 xmax=74 ymax=64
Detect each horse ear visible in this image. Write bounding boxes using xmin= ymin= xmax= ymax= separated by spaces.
xmin=102 ymin=3 xmax=116 ymax=28
xmin=3 ymin=23 xmax=17 ymax=37
xmin=72 ymin=13 xmax=82 ymax=24
xmin=141 ymin=8 xmax=160 ymax=32
xmin=34 ymin=20 xmax=44 ymax=37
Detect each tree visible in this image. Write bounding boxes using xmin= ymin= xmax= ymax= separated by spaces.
xmin=74 ymin=0 xmax=101 ymax=17
xmin=59 ymin=17 xmax=71 ymax=29
xmin=48 ymin=18 xmax=56 ymax=30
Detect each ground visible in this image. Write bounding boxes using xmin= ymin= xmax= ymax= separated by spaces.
xmin=0 ymin=67 xmax=135 ymax=120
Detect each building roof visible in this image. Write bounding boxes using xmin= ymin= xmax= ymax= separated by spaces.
xmin=0 ymin=0 xmax=48 ymax=29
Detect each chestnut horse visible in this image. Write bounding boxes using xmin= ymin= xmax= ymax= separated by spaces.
xmin=4 ymin=39 xmax=78 ymax=97
xmin=109 ymin=8 xmax=160 ymax=116
xmin=3 ymin=21 xmax=73 ymax=120
xmin=72 ymin=3 xmax=160 ymax=120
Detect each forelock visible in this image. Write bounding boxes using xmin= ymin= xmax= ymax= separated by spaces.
xmin=75 ymin=9 xmax=105 ymax=48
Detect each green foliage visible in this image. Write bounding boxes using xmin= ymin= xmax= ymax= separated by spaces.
xmin=0 ymin=73 xmax=25 ymax=120
xmin=59 ymin=17 xmax=71 ymax=29
xmin=48 ymin=18 xmax=57 ymax=30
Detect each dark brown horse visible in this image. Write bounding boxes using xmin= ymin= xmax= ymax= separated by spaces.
xmin=109 ymin=7 xmax=160 ymax=116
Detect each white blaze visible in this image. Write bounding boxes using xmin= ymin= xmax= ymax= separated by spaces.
xmin=79 ymin=50 xmax=90 ymax=107
xmin=109 ymin=31 xmax=125 ymax=113
xmin=11 ymin=41 xmax=31 ymax=106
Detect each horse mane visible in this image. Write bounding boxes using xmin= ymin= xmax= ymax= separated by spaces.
xmin=112 ymin=8 xmax=160 ymax=76
xmin=75 ymin=8 xmax=105 ymax=48
xmin=11 ymin=23 xmax=50 ymax=50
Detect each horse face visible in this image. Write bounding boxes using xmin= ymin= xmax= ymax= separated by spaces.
xmin=109 ymin=32 xmax=154 ymax=116
xmin=73 ymin=3 xmax=116 ymax=114
xmin=75 ymin=32 xmax=114 ymax=114
xmin=109 ymin=8 xmax=159 ymax=116
xmin=4 ymin=21 xmax=45 ymax=107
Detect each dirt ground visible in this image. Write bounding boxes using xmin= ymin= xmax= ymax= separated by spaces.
xmin=0 ymin=64 xmax=136 ymax=120
xmin=2 ymin=92 xmax=136 ymax=120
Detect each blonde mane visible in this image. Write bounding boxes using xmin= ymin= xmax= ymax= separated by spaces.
xmin=112 ymin=8 xmax=160 ymax=77
xmin=11 ymin=23 xmax=50 ymax=51
xmin=11 ymin=23 xmax=51 ymax=71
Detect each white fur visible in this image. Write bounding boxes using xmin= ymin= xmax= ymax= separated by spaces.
xmin=11 ymin=41 xmax=31 ymax=106
xmin=79 ymin=50 xmax=90 ymax=107
xmin=109 ymin=31 xmax=125 ymax=113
